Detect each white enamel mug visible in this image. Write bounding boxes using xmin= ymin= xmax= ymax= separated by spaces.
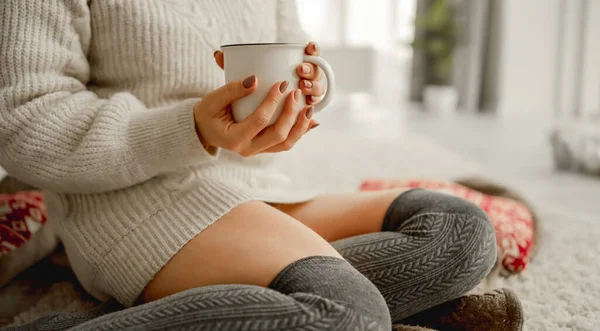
xmin=221 ymin=43 xmax=335 ymax=125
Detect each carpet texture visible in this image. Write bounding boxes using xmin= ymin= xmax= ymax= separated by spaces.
xmin=3 ymin=129 xmax=599 ymax=330
xmin=492 ymin=211 xmax=600 ymax=331
xmin=286 ymin=130 xmax=600 ymax=331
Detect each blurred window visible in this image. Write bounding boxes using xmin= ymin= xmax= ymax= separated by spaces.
xmin=296 ymin=0 xmax=416 ymax=49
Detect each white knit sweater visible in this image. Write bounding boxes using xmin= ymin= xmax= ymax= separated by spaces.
xmin=0 ymin=0 xmax=318 ymax=306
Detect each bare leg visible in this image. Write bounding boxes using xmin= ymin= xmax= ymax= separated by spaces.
xmin=142 ymin=201 xmax=343 ymax=301
xmin=272 ymin=189 xmax=408 ymax=242
xmin=274 ymin=189 xmax=497 ymax=321
xmin=6 ymin=192 xmax=495 ymax=330
xmin=5 ymin=201 xmax=391 ymax=331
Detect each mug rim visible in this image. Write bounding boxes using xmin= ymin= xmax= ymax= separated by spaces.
xmin=221 ymin=42 xmax=305 ymax=48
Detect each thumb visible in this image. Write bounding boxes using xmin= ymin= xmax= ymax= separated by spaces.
xmin=213 ymin=50 xmax=225 ymax=70
xmin=206 ymin=75 xmax=257 ymax=110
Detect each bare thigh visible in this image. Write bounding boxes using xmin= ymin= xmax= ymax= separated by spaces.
xmin=272 ymin=189 xmax=408 ymax=242
xmin=141 ymin=201 xmax=342 ymax=303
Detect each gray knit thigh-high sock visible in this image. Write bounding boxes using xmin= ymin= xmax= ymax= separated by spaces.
xmin=331 ymin=189 xmax=497 ymax=322
xmin=3 ymin=256 xmax=391 ymax=331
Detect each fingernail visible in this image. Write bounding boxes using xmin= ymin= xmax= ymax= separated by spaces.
xmin=293 ymin=89 xmax=301 ymax=102
xmin=303 ymin=80 xmax=313 ymax=88
xmin=305 ymin=106 xmax=314 ymax=119
xmin=301 ymin=64 xmax=311 ymax=74
xmin=311 ymin=96 xmax=318 ymax=103
xmin=279 ymin=80 xmax=289 ymax=93
xmin=311 ymin=42 xmax=319 ymax=53
xmin=243 ymin=75 xmax=256 ymax=88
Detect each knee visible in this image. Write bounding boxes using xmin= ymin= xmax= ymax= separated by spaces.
xmin=385 ymin=189 xmax=497 ymax=287
xmin=428 ymin=191 xmax=497 ymax=290
xmin=450 ymin=199 xmax=497 ymax=287
xmin=270 ymin=256 xmax=392 ymax=331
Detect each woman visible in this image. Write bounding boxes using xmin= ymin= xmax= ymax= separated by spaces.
xmin=1 ymin=1 xmax=497 ymax=330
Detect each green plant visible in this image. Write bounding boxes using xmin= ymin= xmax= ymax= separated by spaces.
xmin=411 ymin=0 xmax=459 ymax=86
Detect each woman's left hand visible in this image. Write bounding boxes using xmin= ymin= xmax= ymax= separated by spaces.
xmin=213 ymin=41 xmax=324 ymax=106
xmin=297 ymin=41 xmax=324 ymax=105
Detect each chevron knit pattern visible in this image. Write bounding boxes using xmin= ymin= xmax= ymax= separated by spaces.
xmin=4 ymin=257 xmax=391 ymax=331
xmin=332 ymin=189 xmax=498 ymax=321
xmin=5 ymin=190 xmax=495 ymax=330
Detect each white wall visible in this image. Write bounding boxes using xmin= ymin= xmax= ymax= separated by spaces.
xmin=555 ymin=0 xmax=585 ymax=118
xmin=579 ymin=0 xmax=600 ymax=116
xmin=555 ymin=0 xmax=600 ymax=118
xmin=497 ymin=0 xmax=600 ymax=117
xmin=496 ymin=0 xmax=560 ymax=116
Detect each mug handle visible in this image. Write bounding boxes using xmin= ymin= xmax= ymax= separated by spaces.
xmin=302 ymin=55 xmax=336 ymax=112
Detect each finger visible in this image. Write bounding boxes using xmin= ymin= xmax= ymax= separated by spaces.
xmin=205 ymin=74 xmax=257 ymax=111
xmin=246 ymin=89 xmax=301 ymax=154
xmin=307 ymin=120 xmax=320 ymax=131
xmin=305 ymin=42 xmax=320 ymax=56
xmin=306 ymin=95 xmax=321 ymax=105
xmin=299 ymin=80 xmax=325 ymax=97
xmin=233 ymin=80 xmax=289 ymax=140
xmin=213 ymin=51 xmax=224 ymax=70
xmin=296 ymin=63 xmax=321 ymax=80
xmin=263 ymin=105 xmax=314 ymax=153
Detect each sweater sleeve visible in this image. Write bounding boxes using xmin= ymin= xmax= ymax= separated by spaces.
xmin=276 ymin=0 xmax=310 ymax=43
xmin=0 ymin=0 xmax=215 ymax=194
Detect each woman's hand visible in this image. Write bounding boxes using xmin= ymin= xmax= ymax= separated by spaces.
xmin=297 ymin=42 xmax=324 ymax=105
xmin=213 ymin=42 xmax=324 ymax=107
xmin=200 ymin=44 xmax=322 ymax=158
xmin=194 ymin=76 xmax=316 ymax=157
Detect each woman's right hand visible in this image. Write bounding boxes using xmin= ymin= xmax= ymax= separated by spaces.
xmin=194 ymin=76 xmax=318 ymax=157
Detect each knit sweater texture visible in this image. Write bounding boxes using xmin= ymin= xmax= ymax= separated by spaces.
xmin=0 ymin=0 xmax=316 ymax=306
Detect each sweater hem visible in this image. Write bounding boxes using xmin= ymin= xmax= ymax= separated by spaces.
xmin=91 ymin=179 xmax=317 ymax=306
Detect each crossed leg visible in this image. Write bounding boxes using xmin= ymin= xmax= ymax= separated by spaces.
xmin=275 ymin=189 xmax=498 ymax=320
xmin=5 ymin=190 xmax=496 ymax=330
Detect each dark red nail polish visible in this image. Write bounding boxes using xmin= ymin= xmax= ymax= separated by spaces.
xmin=305 ymin=106 xmax=314 ymax=119
xmin=279 ymin=81 xmax=289 ymax=93
xmin=243 ymin=75 xmax=256 ymax=88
